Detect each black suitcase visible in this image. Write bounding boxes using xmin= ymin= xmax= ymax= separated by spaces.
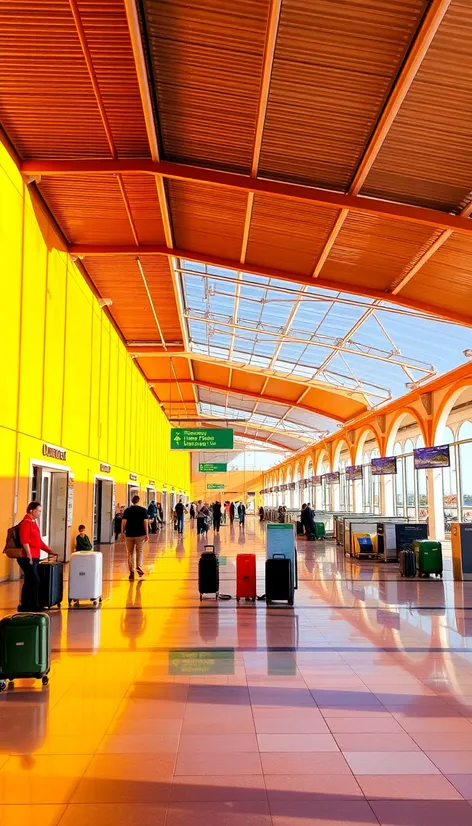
xmin=38 ymin=561 xmax=63 ymax=609
xmin=296 ymin=521 xmax=304 ymax=536
xmin=198 ymin=545 xmax=219 ymax=600
xmin=266 ymin=554 xmax=294 ymax=606
xmin=399 ymin=549 xmax=416 ymax=578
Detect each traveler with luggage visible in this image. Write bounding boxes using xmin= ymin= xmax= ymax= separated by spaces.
xmin=175 ymin=498 xmax=187 ymax=535
xmin=196 ymin=503 xmax=208 ymax=536
xmin=147 ymin=499 xmax=159 ymax=533
xmin=121 ymin=495 xmax=149 ymax=580
xmin=17 ymin=501 xmax=58 ymax=612
xmin=213 ymin=500 xmax=222 ymax=533
xmin=238 ymin=502 xmax=246 ymax=526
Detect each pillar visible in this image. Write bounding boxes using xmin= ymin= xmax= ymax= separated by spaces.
xmin=427 ymin=467 xmax=445 ymax=541
xmin=383 ymin=476 xmax=395 ymax=516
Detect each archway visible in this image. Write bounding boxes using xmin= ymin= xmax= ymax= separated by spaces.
xmin=316 ymin=449 xmax=331 ymax=511
xmin=333 ymin=439 xmax=352 ymax=512
xmin=434 ymin=386 xmax=472 ymax=530
xmin=354 ymin=429 xmax=381 ymax=514
xmin=293 ymin=462 xmax=302 ymax=509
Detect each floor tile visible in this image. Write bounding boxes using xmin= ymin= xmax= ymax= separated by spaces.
xmin=343 ymin=751 xmax=440 ymax=775
xmin=257 ymin=733 xmax=339 ymax=752
xmin=264 ymin=773 xmax=364 ymax=801
xmin=170 ymin=775 xmax=267 ymax=802
xmin=70 ymin=754 xmax=174 ymax=803
xmin=357 ymin=774 xmax=463 ymax=800
xmin=165 ymin=800 xmax=272 ymax=825
xmin=447 ymin=775 xmax=472 ymax=798
xmin=174 ymin=752 xmax=262 ymax=776
xmin=427 ymin=752 xmax=472 ymax=773
xmin=98 ymin=734 xmax=179 ymax=754
xmin=58 ymin=803 xmax=167 ymax=826
xmin=327 ymin=717 xmax=403 ymax=733
xmin=411 ymin=732 xmax=472 ymax=751
xmin=370 ymin=799 xmax=472 ymax=825
xmin=177 ymin=734 xmax=258 ymax=752
xmin=260 ymin=752 xmax=351 ymax=775
xmin=270 ymin=799 xmax=379 ymax=825
xmin=0 ymin=805 xmax=66 ymax=826
xmin=334 ymin=732 xmax=420 ymax=751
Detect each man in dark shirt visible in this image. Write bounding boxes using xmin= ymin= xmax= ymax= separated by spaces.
xmin=174 ymin=498 xmax=187 ymax=535
xmin=121 ymin=494 xmax=148 ymax=580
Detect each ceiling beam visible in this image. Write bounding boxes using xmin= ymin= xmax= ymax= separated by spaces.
xmin=23 ymin=158 xmax=472 ymax=237
xmin=311 ymin=0 xmax=452 ymax=279
xmin=148 ymin=377 xmax=348 ymax=422
xmin=69 ymin=244 xmax=472 ymax=327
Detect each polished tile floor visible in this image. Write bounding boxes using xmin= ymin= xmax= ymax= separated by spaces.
xmin=1 ymin=518 xmax=472 ymax=824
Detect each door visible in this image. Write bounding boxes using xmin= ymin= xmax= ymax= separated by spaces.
xmin=127 ymin=485 xmax=139 ymax=506
xmin=40 ymin=471 xmax=52 ymax=547
xmin=50 ymin=472 xmax=68 ymax=561
xmin=100 ymin=480 xmax=114 ymax=544
xmin=93 ymin=480 xmax=101 ymax=544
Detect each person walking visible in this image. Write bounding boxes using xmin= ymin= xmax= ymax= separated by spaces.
xmin=157 ymin=501 xmax=164 ymax=524
xmin=175 ymin=498 xmax=187 ymax=535
xmin=189 ymin=503 xmax=195 ymax=520
xmin=196 ymin=502 xmax=206 ymax=536
xmin=229 ymin=501 xmax=235 ymax=525
xmin=147 ymin=499 xmax=158 ymax=534
xmin=17 ymin=501 xmax=58 ymax=612
xmin=259 ymin=505 xmax=264 ymax=522
xmin=213 ymin=500 xmax=222 ymax=533
xmin=238 ymin=501 xmax=246 ymax=526
xmin=114 ymin=505 xmax=124 ymax=540
xmin=121 ymin=494 xmax=149 ymax=580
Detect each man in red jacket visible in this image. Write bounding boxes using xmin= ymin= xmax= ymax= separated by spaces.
xmin=18 ymin=501 xmax=58 ymax=612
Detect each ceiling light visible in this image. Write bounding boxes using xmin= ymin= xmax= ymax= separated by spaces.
xmin=405 ymin=382 xmax=416 ymax=390
xmin=463 ymin=349 xmax=472 ymax=358
xmin=98 ymin=298 xmax=113 ymax=308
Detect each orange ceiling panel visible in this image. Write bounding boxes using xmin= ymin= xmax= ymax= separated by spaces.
xmin=245 ymin=195 xmax=340 ymax=275
xmin=137 ymin=357 xmax=192 ymax=382
xmin=142 ymin=0 xmax=271 ymax=172
xmin=258 ymin=0 xmax=427 ymax=189
xmin=302 ymin=387 xmax=365 ymax=422
xmin=362 ymin=0 xmax=472 ymax=211
xmin=399 ymin=233 xmax=472 ymax=314
xmin=0 ymin=1 xmax=149 ymax=159
xmin=168 ymin=180 xmax=247 ymax=261
xmin=84 ymin=255 xmax=183 ymax=343
xmin=320 ymin=212 xmax=441 ymax=291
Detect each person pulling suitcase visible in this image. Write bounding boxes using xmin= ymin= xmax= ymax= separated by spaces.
xmin=16 ymin=502 xmax=58 ymax=612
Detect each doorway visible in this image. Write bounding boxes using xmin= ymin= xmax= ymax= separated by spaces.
xmin=146 ymin=487 xmax=155 ymax=507
xmin=127 ymin=485 xmax=140 ymax=506
xmin=161 ymin=491 xmax=167 ymax=523
xmin=93 ymin=478 xmax=114 ymax=544
xmin=31 ymin=465 xmax=68 ymax=561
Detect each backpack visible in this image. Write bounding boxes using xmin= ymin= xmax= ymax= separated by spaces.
xmin=3 ymin=522 xmax=25 ymax=559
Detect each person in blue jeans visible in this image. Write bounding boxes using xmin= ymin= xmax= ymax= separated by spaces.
xmin=174 ymin=498 xmax=187 ymax=535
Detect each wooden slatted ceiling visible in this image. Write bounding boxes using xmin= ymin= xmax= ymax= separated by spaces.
xmin=320 ymin=212 xmax=440 ymax=291
xmin=142 ymin=0 xmax=271 ymax=173
xmin=245 ymin=196 xmax=340 ymax=275
xmin=168 ymin=180 xmax=248 ymax=261
xmin=0 ymin=1 xmax=149 ymax=159
xmin=84 ymin=256 xmax=184 ymax=342
xmin=400 ymin=234 xmax=472 ymax=313
xmin=136 ymin=358 xmax=192 ymax=382
xmin=362 ymin=0 xmax=472 ymax=210
xmin=257 ymin=0 xmax=427 ymax=190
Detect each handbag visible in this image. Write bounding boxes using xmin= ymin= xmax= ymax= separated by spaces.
xmin=3 ymin=523 xmax=26 ymax=559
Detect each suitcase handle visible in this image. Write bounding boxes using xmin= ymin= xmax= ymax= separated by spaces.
xmin=273 ymin=553 xmax=286 ymax=559
xmin=204 ymin=545 xmax=215 ymax=552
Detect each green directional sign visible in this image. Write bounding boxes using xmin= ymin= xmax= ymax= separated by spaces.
xmin=199 ymin=462 xmax=227 ymax=473
xmin=171 ymin=428 xmax=234 ymax=451
xmin=207 ymin=483 xmax=225 ymax=490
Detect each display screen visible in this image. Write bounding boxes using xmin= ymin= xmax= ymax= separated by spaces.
xmin=371 ymin=456 xmax=397 ymax=476
xmin=414 ymin=445 xmax=450 ymax=469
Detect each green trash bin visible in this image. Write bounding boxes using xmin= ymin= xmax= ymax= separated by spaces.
xmin=411 ymin=539 xmax=443 ymax=579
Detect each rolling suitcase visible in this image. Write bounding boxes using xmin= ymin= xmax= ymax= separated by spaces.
xmin=296 ymin=521 xmax=304 ymax=536
xmin=236 ymin=553 xmax=256 ymax=602
xmin=38 ymin=560 xmax=63 ymax=609
xmin=314 ymin=522 xmax=326 ymax=540
xmin=265 ymin=554 xmax=294 ymax=606
xmin=0 ymin=612 xmax=50 ymax=690
xmin=199 ymin=545 xmax=219 ymax=600
xmin=399 ymin=548 xmax=416 ymax=577
xmin=68 ymin=551 xmax=103 ymax=607
xmin=412 ymin=540 xmax=443 ymax=578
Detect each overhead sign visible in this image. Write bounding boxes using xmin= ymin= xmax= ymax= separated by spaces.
xmin=171 ymin=428 xmax=234 ymax=451
xmin=43 ymin=443 xmax=66 ymax=461
xmin=324 ymin=472 xmax=340 ymax=484
xmin=199 ymin=462 xmax=227 ymax=473
xmin=371 ymin=456 xmax=397 ymax=476
xmin=100 ymin=463 xmax=111 ymax=473
xmin=207 ymin=483 xmax=225 ymax=490
xmin=414 ymin=445 xmax=450 ymax=469
xmin=311 ymin=475 xmax=322 ymax=485
xmin=346 ymin=465 xmax=363 ymax=481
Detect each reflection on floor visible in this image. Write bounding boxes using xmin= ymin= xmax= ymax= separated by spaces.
xmin=1 ymin=519 xmax=472 ymax=824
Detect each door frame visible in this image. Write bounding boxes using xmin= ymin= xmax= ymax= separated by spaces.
xmin=29 ymin=457 xmax=72 ymax=561
xmin=93 ymin=475 xmax=115 ymax=544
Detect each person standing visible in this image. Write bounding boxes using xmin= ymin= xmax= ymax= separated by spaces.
xmin=259 ymin=505 xmax=264 ymax=522
xmin=189 ymin=503 xmax=195 ymax=520
xmin=175 ymin=498 xmax=187 ymax=535
xmin=17 ymin=501 xmax=58 ymax=612
xmin=147 ymin=499 xmax=158 ymax=534
xmin=238 ymin=501 xmax=246 ymax=526
xmin=157 ymin=501 xmax=164 ymax=524
xmin=213 ymin=500 xmax=222 ymax=533
xmin=114 ymin=505 xmax=124 ymax=540
xmin=230 ymin=501 xmax=235 ymax=525
xmin=121 ymin=494 xmax=149 ymax=580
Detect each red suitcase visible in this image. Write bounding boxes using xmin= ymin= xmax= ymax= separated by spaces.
xmin=236 ymin=553 xmax=257 ymax=602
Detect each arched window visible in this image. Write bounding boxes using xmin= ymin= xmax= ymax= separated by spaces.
xmin=459 ymin=420 xmax=472 ymax=441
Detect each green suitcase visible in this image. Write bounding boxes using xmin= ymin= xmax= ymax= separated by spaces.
xmin=411 ymin=540 xmax=443 ymax=578
xmin=0 ymin=613 xmax=50 ymax=690
xmin=314 ymin=522 xmax=326 ymax=540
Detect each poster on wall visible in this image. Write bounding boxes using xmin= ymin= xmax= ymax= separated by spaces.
xmin=414 ymin=444 xmax=450 ymax=469
xmin=346 ymin=465 xmax=363 ymax=481
xmin=371 ymin=456 xmax=397 ymax=476
xmin=67 ymin=477 xmax=74 ymax=528
xmin=323 ymin=472 xmax=340 ymax=484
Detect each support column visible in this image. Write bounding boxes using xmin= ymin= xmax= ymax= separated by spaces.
xmin=427 ymin=467 xmax=445 ymax=541
xmin=353 ymin=479 xmax=362 ymax=512
xmin=383 ymin=476 xmax=395 ymax=516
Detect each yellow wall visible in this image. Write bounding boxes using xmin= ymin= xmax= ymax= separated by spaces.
xmin=191 ymin=470 xmax=263 ymax=508
xmin=0 ymin=142 xmax=190 ymax=579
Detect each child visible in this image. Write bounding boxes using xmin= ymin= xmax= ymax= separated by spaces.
xmin=76 ymin=524 xmax=93 ymax=551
